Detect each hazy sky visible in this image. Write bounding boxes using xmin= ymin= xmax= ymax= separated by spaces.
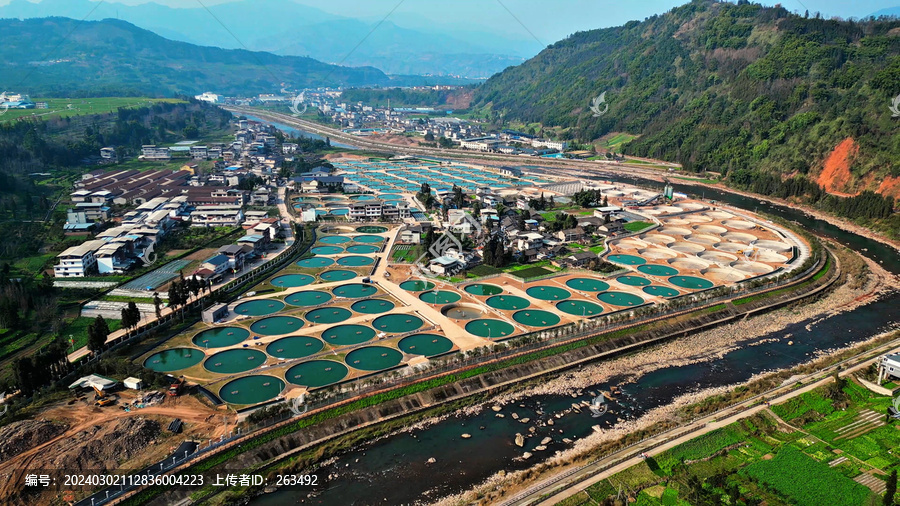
xmin=2 ymin=0 xmax=899 ymax=46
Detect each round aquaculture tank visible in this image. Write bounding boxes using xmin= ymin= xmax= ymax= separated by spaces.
xmin=144 ymin=348 xmax=203 ymax=372
xmin=286 ymin=360 xmax=349 ymax=388
xmin=266 ymin=336 xmax=324 ymax=360
xmin=192 ymin=327 xmax=250 ymax=348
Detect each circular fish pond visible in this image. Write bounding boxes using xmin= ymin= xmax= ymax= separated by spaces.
xmin=643 ymin=285 xmax=680 ymax=297
xmin=372 ymin=314 xmax=424 ymax=333
xmin=485 ymin=295 xmax=530 ymax=310
xmin=346 ymin=244 xmax=380 ymax=254
xmin=420 ymin=290 xmax=461 ymax=304
xmin=143 ymin=348 xmax=203 ymax=372
xmin=616 ymin=275 xmax=651 ymax=287
xmin=637 ymin=264 xmax=679 ymax=277
xmin=565 ymin=278 xmax=610 ymax=292
xmin=266 ymin=336 xmax=324 ymax=359
xmin=463 ymin=283 xmax=503 ymax=296
xmin=465 ymin=319 xmax=515 ymax=339
xmin=349 ymin=194 xmax=375 ymax=201
xmin=556 ymin=300 xmax=604 ymax=317
xmin=192 ymin=327 xmax=250 ymax=348
xmin=345 ymin=346 xmax=403 ymax=371
xmin=356 ymin=225 xmax=388 ymax=233
xmin=318 ymin=235 xmax=350 ymax=244
xmin=442 ymin=303 xmax=484 ymax=320
xmin=400 ymin=280 xmax=435 ymax=292
xmin=296 ymin=257 xmax=335 ymax=268
xmin=513 ymin=310 xmax=561 ymax=327
xmin=352 ymin=235 xmax=385 ymax=243
xmin=249 ymin=316 xmax=305 ymax=336
xmin=319 ymin=269 xmax=357 ymax=282
xmin=378 ymin=194 xmax=402 ymax=200
xmin=271 ymin=274 xmax=315 ymax=288
xmin=398 ymin=334 xmax=453 ymax=356
xmin=311 ymin=246 xmax=345 ymax=255
xmin=607 ymin=254 xmax=647 ymax=266
xmin=204 ymin=349 xmax=267 ymax=374
xmin=286 ymin=360 xmax=349 ymax=388
xmin=351 ymin=298 xmax=395 ymax=314
xmin=285 ymin=290 xmax=332 ymax=306
xmin=233 ymin=299 xmax=285 ymax=316
xmin=305 ymin=307 xmax=352 ymax=324
xmin=597 ymin=291 xmax=645 ymax=307
xmin=337 ymin=255 xmax=375 ymax=267
xmin=332 ymin=283 xmax=378 ymax=298
xmin=668 ymin=276 xmax=715 ymax=290
xmin=321 ymin=324 xmax=375 ymax=346
xmin=219 ymin=375 xmax=285 ymax=405
xmin=526 ymin=286 xmax=571 ymax=301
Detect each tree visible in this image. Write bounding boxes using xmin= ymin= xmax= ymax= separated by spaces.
xmin=122 ymin=301 xmax=141 ymax=329
xmin=153 ymin=292 xmax=163 ymax=319
xmin=131 ymin=301 xmax=141 ymax=326
xmin=884 ymin=470 xmax=897 ymax=506
xmin=424 ymin=132 xmax=435 ymax=141
xmin=517 ymin=211 xmax=526 ymax=230
xmin=0 ymin=298 xmax=19 ymax=329
xmin=182 ymin=125 xmax=199 ymax=139
xmin=13 ymin=357 xmax=35 ymax=394
xmin=168 ymin=281 xmax=183 ymax=311
xmin=87 ymin=315 xmax=110 ymax=352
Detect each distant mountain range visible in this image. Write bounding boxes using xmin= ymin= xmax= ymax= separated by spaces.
xmin=871 ymin=6 xmax=900 ymax=17
xmin=0 ymin=0 xmax=529 ymax=78
xmin=0 ymin=17 xmax=477 ymax=97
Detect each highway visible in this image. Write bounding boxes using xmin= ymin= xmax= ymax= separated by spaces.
xmin=497 ymin=334 xmax=900 ymax=506
xmin=223 ymin=106 xmax=679 ymax=182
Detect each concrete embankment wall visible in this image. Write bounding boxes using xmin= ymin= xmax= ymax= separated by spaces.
xmin=149 ymin=252 xmax=839 ymax=505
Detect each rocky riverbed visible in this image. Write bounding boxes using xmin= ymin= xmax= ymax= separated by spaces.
xmin=430 ymin=251 xmax=896 ymax=506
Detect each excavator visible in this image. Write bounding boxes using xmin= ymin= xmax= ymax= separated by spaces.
xmin=93 ymin=386 xmax=116 ymax=407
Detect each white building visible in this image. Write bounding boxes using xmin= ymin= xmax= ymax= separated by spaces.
xmin=190 ymin=205 xmax=244 ymax=227
xmin=878 ymin=352 xmax=900 ymax=383
xmin=140 ymin=145 xmax=171 ymax=161
xmin=195 ymin=92 xmax=222 ymax=104
xmin=190 ymin=145 xmax=209 ymax=160
xmin=54 ymin=240 xmax=105 ymax=277
xmin=460 ymin=137 xmax=501 ymax=151
xmin=531 ymin=138 xmax=568 ymax=151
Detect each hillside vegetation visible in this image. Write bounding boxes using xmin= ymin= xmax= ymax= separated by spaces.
xmin=0 ymin=17 xmax=394 ymax=96
xmin=473 ymin=1 xmax=900 ymax=202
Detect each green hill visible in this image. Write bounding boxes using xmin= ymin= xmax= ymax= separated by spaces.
xmin=0 ymin=17 xmax=396 ymax=96
xmin=473 ymin=0 xmax=900 ymax=198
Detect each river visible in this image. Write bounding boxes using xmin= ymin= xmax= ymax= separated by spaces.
xmin=240 ymin=114 xmax=359 ymax=150
xmin=252 ymin=165 xmax=899 ymax=506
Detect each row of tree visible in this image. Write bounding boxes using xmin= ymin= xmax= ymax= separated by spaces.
xmin=729 ymin=170 xmax=895 ymax=221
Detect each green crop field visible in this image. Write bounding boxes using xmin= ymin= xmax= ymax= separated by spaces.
xmin=744 ymin=446 xmax=872 ymax=506
xmin=624 ymin=221 xmax=654 ymax=232
xmin=562 ymin=378 xmax=894 ymax=506
xmin=0 ymin=97 xmax=184 ymax=123
xmin=601 ymin=132 xmax=637 ymax=152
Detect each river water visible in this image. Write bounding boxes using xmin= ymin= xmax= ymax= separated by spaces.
xmin=252 ymin=170 xmax=899 ymax=506
xmin=241 ymin=114 xmax=358 ymax=150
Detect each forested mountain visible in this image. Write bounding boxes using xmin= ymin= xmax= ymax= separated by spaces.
xmin=0 ymin=0 xmax=528 ymax=78
xmin=473 ymin=0 xmax=900 ymax=198
xmin=0 ymin=17 xmax=424 ymax=96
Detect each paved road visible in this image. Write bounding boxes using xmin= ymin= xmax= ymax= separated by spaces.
xmin=225 ymin=107 xmax=677 ymax=179
xmin=67 ymin=199 xmax=297 ymax=363
xmin=499 ymin=337 xmax=900 ymax=506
